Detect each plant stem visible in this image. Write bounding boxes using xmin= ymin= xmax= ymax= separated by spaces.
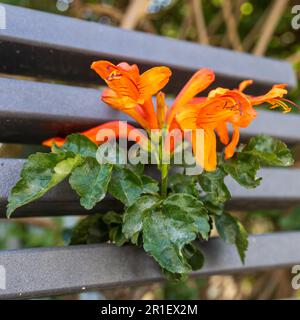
xmin=161 ymin=163 xmax=168 ymax=198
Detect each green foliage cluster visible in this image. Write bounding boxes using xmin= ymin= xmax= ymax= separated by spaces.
xmin=7 ymin=134 xmax=293 ymax=278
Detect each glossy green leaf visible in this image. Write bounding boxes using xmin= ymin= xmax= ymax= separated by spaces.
xmin=141 ymin=175 xmax=159 ymax=194
xmin=69 ymin=158 xmax=112 ymax=210
xmin=96 ymin=142 xmax=126 ymax=165
xmin=243 ymin=134 xmax=294 ymax=167
xmin=169 ymin=173 xmax=199 ymax=197
xmin=163 ymin=193 xmax=210 ymax=240
xmin=199 ymin=167 xmax=231 ymax=206
xmin=143 ymin=210 xmax=194 ymax=273
xmin=223 ymin=153 xmax=261 ymax=188
xmin=215 ymin=212 xmax=248 ymax=263
xmin=142 ymin=193 xmax=210 ymax=274
xmin=58 ymin=134 xmax=98 ymax=158
xmin=7 ymin=153 xmax=82 ymax=217
xmin=108 ymin=166 xmax=143 ymax=206
xmin=123 ymin=194 xmax=160 ymax=243
xmin=215 ymin=212 xmax=238 ymax=244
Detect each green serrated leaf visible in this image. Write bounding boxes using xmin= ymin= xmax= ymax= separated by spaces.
xmin=7 ymin=153 xmax=82 ymax=217
xmin=69 ymin=158 xmax=112 ymax=210
xmin=215 ymin=212 xmax=238 ymax=244
xmin=243 ymin=134 xmax=294 ymax=167
xmin=96 ymin=142 xmax=127 ymax=165
xmin=169 ymin=173 xmax=199 ymax=197
xmin=123 ymin=194 xmax=160 ymax=243
xmin=199 ymin=167 xmax=231 ymax=207
xmin=58 ymin=134 xmax=98 ymax=158
xmin=142 ymin=193 xmax=210 ymax=274
xmin=215 ymin=212 xmax=248 ymax=263
xmin=223 ymin=153 xmax=261 ymax=188
xmin=108 ymin=166 xmax=143 ymax=206
xmin=141 ymin=175 xmax=159 ymax=194
xmin=143 ymin=210 xmax=194 ymax=274
xmin=163 ymin=193 xmax=210 ymax=240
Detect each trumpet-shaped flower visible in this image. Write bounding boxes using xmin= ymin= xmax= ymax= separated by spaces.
xmin=175 ymin=77 xmax=291 ymax=171
xmin=91 ymin=60 xmax=172 ymax=129
xmin=43 ymin=121 xmax=148 ymax=149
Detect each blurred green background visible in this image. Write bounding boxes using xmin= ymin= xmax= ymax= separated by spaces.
xmin=0 ymin=0 xmax=300 ymax=300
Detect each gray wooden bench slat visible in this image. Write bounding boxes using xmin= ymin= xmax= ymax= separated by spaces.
xmin=0 ymin=158 xmax=299 ymax=217
xmin=0 ymin=77 xmax=299 ymax=144
xmin=0 ymin=232 xmax=299 ymax=299
xmin=0 ymin=4 xmax=296 ymax=92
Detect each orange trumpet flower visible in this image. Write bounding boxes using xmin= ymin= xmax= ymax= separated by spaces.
xmin=91 ymin=60 xmax=172 ymax=129
xmin=175 ymin=75 xmax=291 ymax=171
xmin=43 ymin=60 xmax=292 ymax=173
xmin=166 ymin=68 xmax=215 ymax=127
xmin=43 ymin=121 xmax=148 ymax=149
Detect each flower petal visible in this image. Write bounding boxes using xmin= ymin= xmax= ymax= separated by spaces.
xmin=43 ymin=121 xmax=149 ymax=149
xmin=238 ymin=80 xmax=253 ymax=92
xmin=204 ymin=129 xmax=217 ymax=171
xmin=43 ymin=137 xmax=65 ymax=148
xmin=250 ymin=84 xmax=288 ymax=105
xmin=91 ymin=60 xmax=140 ymax=100
xmin=216 ymin=122 xmax=229 ymax=145
xmin=167 ymin=68 xmax=215 ymax=125
xmin=191 ymin=129 xmax=204 ymax=169
xmin=94 ymin=121 xmax=148 ymax=147
xmin=224 ymin=125 xmax=240 ymax=159
xmin=156 ymin=91 xmax=167 ymax=128
xmin=142 ymin=98 xmax=159 ymax=129
xmin=102 ymin=88 xmax=137 ymax=110
xmin=138 ymin=66 xmax=172 ymax=103
xmin=175 ymin=105 xmax=199 ymax=130
xmin=191 ymin=128 xmax=216 ymax=171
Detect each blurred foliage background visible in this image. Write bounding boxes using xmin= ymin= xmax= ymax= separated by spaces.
xmin=1 ymin=0 xmax=300 ymax=300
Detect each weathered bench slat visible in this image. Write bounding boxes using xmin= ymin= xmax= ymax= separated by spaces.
xmin=0 ymin=232 xmax=299 ymax=299
xmin=0 ymin=4 xmax=296 ymax=92
xmin=0 ymin=158 xmax=299 ymax=218
xmin=0 ymin=77 xmax=299 ymax=144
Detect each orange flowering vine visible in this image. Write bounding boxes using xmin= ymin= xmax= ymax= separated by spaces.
xmin=8 ymin=60 xmax=295 ymax=277
xmin=44 ymin=60 xmax=292 ymax=173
